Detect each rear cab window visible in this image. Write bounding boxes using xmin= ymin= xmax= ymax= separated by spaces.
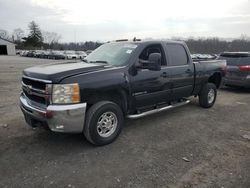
xmin=165 ymin=44 xmax=189 ymax=66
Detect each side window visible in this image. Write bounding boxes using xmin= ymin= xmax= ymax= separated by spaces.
xmin=139 ymin=44 xmax=166 ymax=66
xmin=166 ymin=44 xmax=188 ymax=66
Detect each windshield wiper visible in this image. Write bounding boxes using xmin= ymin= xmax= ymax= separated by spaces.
xmin=89 ymin=60 xmax=108 ymax=64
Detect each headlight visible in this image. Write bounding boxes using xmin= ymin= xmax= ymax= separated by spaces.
xmin=52 ymin=83 xmax=80 ymax=104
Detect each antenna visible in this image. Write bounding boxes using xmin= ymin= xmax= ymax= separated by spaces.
xmin=74 ymin=29 xmax=76 ymax=44
xmin=74 ymin=29 xmax=76 ymax=62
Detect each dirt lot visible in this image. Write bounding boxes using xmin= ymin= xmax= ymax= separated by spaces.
xmin=0 ymin=55 xmax=250 ymax=188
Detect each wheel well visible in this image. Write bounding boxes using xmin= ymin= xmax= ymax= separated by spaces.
xmin=208 ymin=73 xmax=221 ymax=88
xmin=85 ymin=90 xmax=128 ymax=114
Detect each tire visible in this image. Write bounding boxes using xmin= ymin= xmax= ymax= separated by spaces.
xmin=199 ymin=83 xmax=217 ymax=108
xmin=84 ymin=101 xmax=124 ymax=146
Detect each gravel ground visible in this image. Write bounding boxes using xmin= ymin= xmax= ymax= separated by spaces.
xmin=0 ymin=55 xmax=250 ymax=188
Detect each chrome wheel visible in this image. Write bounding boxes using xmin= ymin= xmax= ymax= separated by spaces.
xmin=208 ymin=89 xmax=215 ymax=104
xmin=97 ymin=112 xmax=118 ymax=138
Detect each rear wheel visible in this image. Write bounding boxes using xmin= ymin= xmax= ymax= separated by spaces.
xmin=199 ymin=83 xmax=217 ymax=108
xmin=84 ymin=101 xmax=124 ymax=146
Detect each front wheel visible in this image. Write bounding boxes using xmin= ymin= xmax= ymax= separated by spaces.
xmin=83 ymin=101 xmax=124 ymax=146
xmin=199 ymin=83 xmax=217 ymax=108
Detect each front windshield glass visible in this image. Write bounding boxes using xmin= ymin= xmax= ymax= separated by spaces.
xmin=85 ymin=43 xmax=138 ymax=66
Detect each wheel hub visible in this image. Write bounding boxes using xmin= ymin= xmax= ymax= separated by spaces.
xmin=208 ymin=89 xmax=215 ymax=104
xmin=97 ymin=112 xmax=117 ymax=138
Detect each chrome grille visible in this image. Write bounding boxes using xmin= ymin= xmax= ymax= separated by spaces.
xmin=22 ymin=76 xmax=51 ymax=105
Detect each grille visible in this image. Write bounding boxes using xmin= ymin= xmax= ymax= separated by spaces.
xmin=22 ymin=77 xmax=46 ymax=90
xmin=22 ymin=76 xmax=51 ymax=105
xmin=23 ymin=90 xmax=46 ymax=104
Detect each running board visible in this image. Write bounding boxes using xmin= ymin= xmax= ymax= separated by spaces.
xmin=127 ymin=100 xmax=190 ymax=119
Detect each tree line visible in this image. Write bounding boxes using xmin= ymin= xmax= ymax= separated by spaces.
xmin=0 ymin=21 xmax=62 ymax=49
xmin=185 ymin=35 xmax=250 ymax=54
xmin=0 ymin=21 xmax=102 ymax=51
xmin=0 ymin=21 xmax=250 ymax=53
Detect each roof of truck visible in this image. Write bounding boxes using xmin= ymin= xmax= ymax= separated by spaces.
xmin=110 ymin=39 xmax=186 ymax=45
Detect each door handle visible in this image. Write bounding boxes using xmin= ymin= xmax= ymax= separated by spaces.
xmin=161 ymin=72 xmax=168 ymax=78
xmin=185 ymin=69 xmax=192 ymax=73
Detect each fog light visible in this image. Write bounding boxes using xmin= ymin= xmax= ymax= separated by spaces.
xmin=55 ymin=125 xmax=64 ymax=129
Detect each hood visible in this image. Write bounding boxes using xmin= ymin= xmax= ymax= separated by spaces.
xmin=23 ymin=61 xmax=109 ymax=83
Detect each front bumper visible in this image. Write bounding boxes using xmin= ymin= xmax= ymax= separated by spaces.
xmin=20 ymin=94 xmax=87 ymax=133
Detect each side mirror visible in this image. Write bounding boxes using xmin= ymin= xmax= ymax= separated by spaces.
xmin=139 ymin=53 xmax=161 ymax=71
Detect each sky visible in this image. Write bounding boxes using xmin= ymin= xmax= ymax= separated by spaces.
xmin=0 ymin=0 xmax=250 ymax=42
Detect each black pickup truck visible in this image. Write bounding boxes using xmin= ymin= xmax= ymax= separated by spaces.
xmin=20 ymin=40 xmax=226 ymax=145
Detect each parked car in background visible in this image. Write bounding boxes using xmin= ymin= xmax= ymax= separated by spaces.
xmin=20 ymin=50 xmax=29 ymax=56
xmin=37 ymin=51 xmax=50 ymax=59
xmin=76 ymin=51 xmax=87 ymax=59
xmin=64 ymin=51 xmax=77 ymax=59
xmin=48 ymin=51 xmax=66 ymax=60
xmin=33 ymin=50 xmax=44 ymax=58
xmin=219 ymin=52 xmax=250 ymax=88
xmin=86 ymin=50 xmax=92 ymax=55
xmin=26 ymin=51 xmax=35 ymax=57
xmin=16 ymin=50 xmax=21 ymax=55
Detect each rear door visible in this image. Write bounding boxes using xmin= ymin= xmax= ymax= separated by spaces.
xmin=164 ymin=43 xmax=195 ymax=100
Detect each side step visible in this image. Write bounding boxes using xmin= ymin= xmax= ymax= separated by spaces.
xmin=127 ymin=99 xmax=190 ymax=119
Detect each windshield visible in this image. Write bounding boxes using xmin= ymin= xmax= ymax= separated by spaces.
xmin=85 ymin=43 xmax=138 ymax=66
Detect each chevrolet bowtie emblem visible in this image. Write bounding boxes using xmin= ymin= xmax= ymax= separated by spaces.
xmin=26 ymin=85 xmax=33 ymax=95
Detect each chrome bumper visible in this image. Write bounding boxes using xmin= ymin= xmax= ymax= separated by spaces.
xmin=20 ymin=94 xmax=87 ymax=133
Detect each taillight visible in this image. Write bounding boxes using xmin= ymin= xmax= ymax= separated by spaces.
xmin=239 ymin=65 xmax=250 ymax=71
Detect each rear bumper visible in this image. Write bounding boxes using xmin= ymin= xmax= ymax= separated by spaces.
xmin=20 ymin=94 xmax=87 ymax=133
xmin=224 ymin=77 xmax=250 ymax=88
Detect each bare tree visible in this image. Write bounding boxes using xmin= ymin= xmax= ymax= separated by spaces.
xmin=240 ymin=34 xmax=250 ymax=41
xmin=0 ymin=29 xmax=10 ymax=39
xmin=43 ymin=31 xmax=61 ymax=45
xmin=12 ymin=28 xmax=25 ymax=42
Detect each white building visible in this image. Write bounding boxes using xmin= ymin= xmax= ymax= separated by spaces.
xmin=0 ymin=37 xmax=16 ymax=55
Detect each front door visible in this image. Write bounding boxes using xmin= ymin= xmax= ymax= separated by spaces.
xmin=129 ymin=43 xmax=172 ymax=108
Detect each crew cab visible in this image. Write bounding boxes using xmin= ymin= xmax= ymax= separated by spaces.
xmin=20 ymin=40 xmax=226 ymax=145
